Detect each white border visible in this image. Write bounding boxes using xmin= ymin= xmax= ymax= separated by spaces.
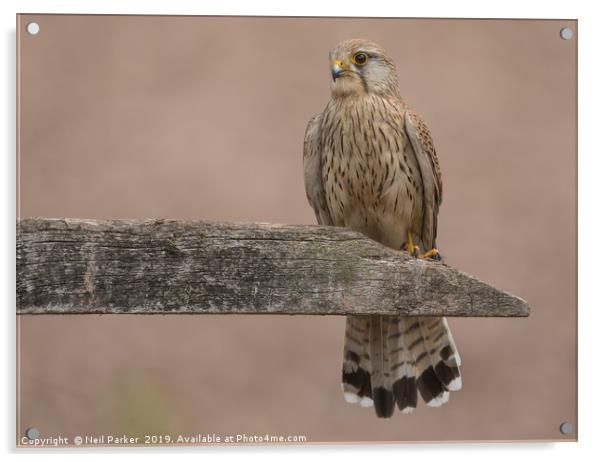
xmin=2 ymin=1 xmax=600 ymax=460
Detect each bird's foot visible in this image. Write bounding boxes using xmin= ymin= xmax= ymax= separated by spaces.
xmin=402 ymin=231 xmax=420 ymax=257
xmin=402 ymin=231 xmax=441 ymax=260
xmin=418 ymin=248 xmax=441 ymax=261
xmin=401 ymin=241 xmax=419 ymax=258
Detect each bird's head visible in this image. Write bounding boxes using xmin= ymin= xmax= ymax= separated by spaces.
xmin=329 ymin=39 xmax=400 ymax=98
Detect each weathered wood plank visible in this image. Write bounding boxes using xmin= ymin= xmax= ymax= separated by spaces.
xmin=16 ymin=218 xmax=529 ymax=317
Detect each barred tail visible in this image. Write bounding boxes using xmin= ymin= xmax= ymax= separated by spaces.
xmin=389 ymin=317 xmax=418 ymax=413
xmin=368 ymin=315 xmax=395 ymax=417
xmin=342 ymin=315 xmax=462 ymax=417
xmin=341 ymin=315 xmax=373 ymax=407
xmin=404 ymin=316 xmax=461 ymax=407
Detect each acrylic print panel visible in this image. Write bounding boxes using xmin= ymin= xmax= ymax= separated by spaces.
xmin=16 ymin=15 xmax=577 ymax=445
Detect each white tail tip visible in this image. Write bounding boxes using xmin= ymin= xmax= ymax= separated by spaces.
xmin=359 ymin=396 xmax=374 ymax=407
xmin=448 ymin=376 xmax=462 ymax=391
xmin=426 ymin=391 xmax=450 ymax=407
xmin=343 ymin=392 xmax=361 ymax=404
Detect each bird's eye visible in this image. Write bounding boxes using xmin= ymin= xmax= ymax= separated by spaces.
xmin=352 ymin=52 xmax=369 ymax=66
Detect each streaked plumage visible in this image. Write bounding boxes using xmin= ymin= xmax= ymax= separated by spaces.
xmin=303 ymin=39 xmax=462 ymax=417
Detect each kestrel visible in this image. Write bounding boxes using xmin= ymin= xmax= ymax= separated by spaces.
xmin=303 ymin=39 xmax=462 ymax=418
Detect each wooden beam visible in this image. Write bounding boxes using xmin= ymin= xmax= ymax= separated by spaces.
xmin=16 ymin=218 xmax=529 ymax=317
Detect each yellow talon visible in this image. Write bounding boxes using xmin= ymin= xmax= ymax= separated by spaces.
xmin=403 ymin=232 xmax=440 ymax=260
xmin=419 ymin=248 xmax=440 ymax=260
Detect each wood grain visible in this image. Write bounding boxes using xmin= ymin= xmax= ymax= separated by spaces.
xmin=16 ymin=218 xmax=529 ymax=317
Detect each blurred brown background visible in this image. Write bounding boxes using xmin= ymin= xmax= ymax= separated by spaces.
xmin=17 ymin=15 xmax=576 ymax=443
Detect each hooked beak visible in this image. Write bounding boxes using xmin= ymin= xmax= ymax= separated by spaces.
xmin=331 ymin=59 xmax=347 ymax=81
